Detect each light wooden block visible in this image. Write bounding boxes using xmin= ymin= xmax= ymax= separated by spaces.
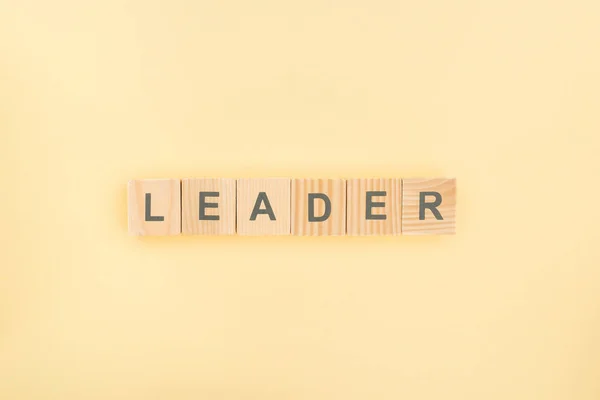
xmin=346 ymin=178 xmax=402 ymax=235
xmin=402 ymin=178 xmax=456 ymax=235
xmin=181 ymin=178 xmax=236 ymax=235
xmin=291 ymin=179 xmax=346 ymax=236
xmin=237 ymin=178 xmax=291 ymax=235
xmin=128 ymin=179 xmax=181 ymax=236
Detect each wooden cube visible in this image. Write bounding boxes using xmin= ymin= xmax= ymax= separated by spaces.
xmin=291 ymin=179 xmax=346 ymax=236
xmin=128 ymin=179 xmax=181 ymax=236
xmin=346 ymin=178 xmax=402 ymax=235
xmin=402 ymin=178 xmax=456 ymax=235
xmin=181 ymin=178 xmax=236 ymax=235
xmin=236 ymin=178 xmax=291 ymax=235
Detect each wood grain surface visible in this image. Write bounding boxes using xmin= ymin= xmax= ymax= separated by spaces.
xmin=291 ymin=179 xmax=346 ymax=236
xmin=346 ymin=178 xmax=401 ymax=236
xmin=181 ymin=178 xmax=236 ymax=235
xmin=127 ymin=179 xmax=181 ymax=236
xmin=402 ymin=178 xmax=456 ymax=235
xmin=237 ymin=178 xmax=291 ymax=235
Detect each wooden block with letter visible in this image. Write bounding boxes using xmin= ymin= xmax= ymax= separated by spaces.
xmin=237 ymin=178 xmax=291 ymax=235
xmin=346 ymin=178 xmax=402 ymax=235
xmin=128 ymin=179 xmax=181 ymax=236
xmin=291 ymin=179 xmax=346 ymax=236
xmin=182 ymin=178 xmax=236 ymax=235
xmin=402 ymin=178 xmax=456 ymax=235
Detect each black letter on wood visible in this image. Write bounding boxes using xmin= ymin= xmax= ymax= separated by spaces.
xmin=308 ymin=193 xmax=331 ymax=222
xmin=250 ymin=192 xmax=276 ymax=221
xmin=366 ymin=191 xmax=387 ymax=220
xmin=199 ymin=192 xmax=219 ymax=220
xmin=419 ymin=192 xmax=443 ymax=220
xmin=145 ymin=193 xmax=164 ymax=222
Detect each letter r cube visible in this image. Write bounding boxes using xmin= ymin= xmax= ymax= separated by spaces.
xmin=402 ymin=178 xmax=456 ymax=235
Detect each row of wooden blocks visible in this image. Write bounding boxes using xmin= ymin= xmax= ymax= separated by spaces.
xmin=128 ymin=178 xmax=456 ymax=236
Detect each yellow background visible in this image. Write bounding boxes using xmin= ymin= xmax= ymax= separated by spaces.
xmin=1 ymin=1 xmax=599 ymax=399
